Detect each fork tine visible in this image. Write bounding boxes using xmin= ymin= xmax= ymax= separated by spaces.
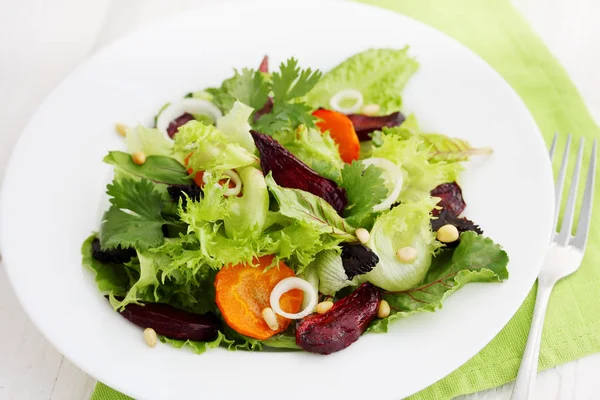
xmin=556 ymin=137 xmax=585 ymax=246
xmin=553 ymin=135 xmax=572 ymax=232
xmin=571 ymin=139 xmax=597 ymax=249
xmin=549 ymin=132 xmax=559 ymax=159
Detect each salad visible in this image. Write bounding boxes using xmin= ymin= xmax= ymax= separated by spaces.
xmin=83 ymin=48 xmax=509 ymax=355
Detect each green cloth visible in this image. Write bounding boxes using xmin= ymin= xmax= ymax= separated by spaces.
xmin=92 ymin=0 xmax=600 ymax=399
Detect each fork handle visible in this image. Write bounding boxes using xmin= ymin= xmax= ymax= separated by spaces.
xmin=511 ymin=279 xmax=555 ymax=400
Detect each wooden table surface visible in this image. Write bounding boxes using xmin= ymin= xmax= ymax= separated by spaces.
xmin=0 ymin=0 xmax=599 ymax=398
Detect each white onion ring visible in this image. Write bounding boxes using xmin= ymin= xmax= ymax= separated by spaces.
xmin=270 ymin=277 xmax=318 ymax=319
xmin=202 ymin=169 xmax=242 ymax=197
xmin=329 ymin=89 xmax=363 ymax=114
xmin=361 ymin=157 xmax=403 ymax=212
xmin=156 ymin=98 xmax=222 ymax=141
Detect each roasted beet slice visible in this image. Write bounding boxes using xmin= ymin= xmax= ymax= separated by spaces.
xmin=340 ymin=243 xmax=379 ymax=279
xmin=347 ymin=112 xmax=405 ymax=141
xmin=430 ymin=182 xmax=466 ymax=216
xmin=251 ymin=130 xmax=347 ymax=214
xmin=167 ymin=184 xmax=202 ymax=206
xmin=91 ymin=238 xmax=135 ymax=264
xmin=296 ymin=283 xmax=381 ymax=354
xmin=119 ymin=301 xmax=220 ymax=341
xmin=431 ymin=209 xmax=483 ymax=235
xmin=166 ymin=113 xmax=195 ymax=138
xmin=258 ymin=55 xmax=269 ymax=73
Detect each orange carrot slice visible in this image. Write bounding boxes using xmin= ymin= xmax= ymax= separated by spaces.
xmin=313 ymin=109 xmax=360 ymax=163
xmin=214 ymin=256 xmax=303 ymax=340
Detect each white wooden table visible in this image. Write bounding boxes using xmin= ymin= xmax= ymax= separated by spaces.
xmin=1 ymin=0 xmax=599 ymax=399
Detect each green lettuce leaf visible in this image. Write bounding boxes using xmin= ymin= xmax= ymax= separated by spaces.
xmin=103 ymin=151 xmax=191 ymax=185
xmin=223 ymin=166 xmax=269 ymax=239
xmin=81 ymin=234 xmax=132 ymax=295
xmin=360 ymin=197 xmax=441 ymax=291
xmin=368 ymin=232 xmax=509 ymax=333
xmin=216 ymin=101 xmax=257 ymax=153
xmin=306 ymin=47 xmax=418 ymax=114
xmin=125 ymin=125 xmax=177 ymax=159
xmin=161 ymin=329 xmax=264 ymax=354
xmin=372 ymin=135 xmax=461 ymax=203
xmin=174 ymin=121 xmax=258 ymax=172
xmin=265 ymin=174 xmax=356 ymax=241
xmin=262 ymin=334 xmax=300 ymax=350
xmin=99 ymin=178 xmax=166 ymax=251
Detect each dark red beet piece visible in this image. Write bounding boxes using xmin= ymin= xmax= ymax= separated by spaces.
xmin=296 ymin=283 xmax=381 ymax=354
xmin=119 ymin=301 xmax=220 ymax=341
xmin=258 ymin=55 xmax=269 ymax=73
xmin=430 ymin=182 xmax=466 ymax=216
xmin=340 ymin=242 xmax=379 ymax=279
xmin=251 ymin=130 xmax=348 ymax=214
xmin=431 ymin=209 xmax=482 ymax=235
xmin=166 ymin=113 xmax=195 ymax=138
xmin=91 ymin=238 xmax=135 ymax=264
xmin=347 ymin=112 xmax=405 ymax=141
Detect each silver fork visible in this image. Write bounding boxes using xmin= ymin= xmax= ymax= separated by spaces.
xmin=511 ymin=134 xmax=597 ymax=400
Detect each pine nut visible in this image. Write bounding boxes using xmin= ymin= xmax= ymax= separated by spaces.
xmin=115 ymin=123 xmax=128 ymax=137
xmin=316 ymin=301 xmax=334 ymax=314
xmin=261 ymin=307 xmax=279 ymax=331
xmin=436 ymin=224 xmax=459 ymax=243
xmin=143 ymin=327 xmax=157 ymax=348
xmin=377 ymin=300 xmax=390 ymax=319
xmin=396 ymin=246 xmax=417 ymax=263
xmin=361 ymin=103 xmax=380 ymax=116
xmin=132 ymin=151 xmax=146 ymax=165
xmin=355 ymin=228 xmax=370 ymax=244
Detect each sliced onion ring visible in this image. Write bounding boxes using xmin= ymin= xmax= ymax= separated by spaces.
xmin=156 ymin=98 xmax=223 ymax=140
xmin=202 ymin=169 xmax=242 ymax=197
xmin=361 ymin=157 xmax=404 ymax=212
xmin=270 ymin=277 xmax=318 ymax=319
xmin=329 ymin=89 xmax=363 ymax=114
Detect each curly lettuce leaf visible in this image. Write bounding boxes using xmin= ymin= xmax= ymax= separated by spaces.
xmin=306 ymin=47 xmax=418 ymax=114
xmin=360 ymin=197 xmax=441 ymax=291
xmin=376 ymin=115 xmax=492 ymax=163
xmin=99 ymin=178 xmax=167 ymax=251
xmin=372 ymin=134 xmax=461 ymax=203
xmin=269 ymin=125 xmax=344 ymax=181
xmin=174 ymin=120 xmax=258 ymax=172
xmin=369 ymin=232 xmax=509 ymax=332
xmin=103 ymin=151 xmax=190 ymax=185
xmin=161 ymin=328 xmax=264 ymax=354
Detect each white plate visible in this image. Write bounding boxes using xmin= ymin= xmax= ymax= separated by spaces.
xmin=0 ymin=1 xmax=554 ymax=399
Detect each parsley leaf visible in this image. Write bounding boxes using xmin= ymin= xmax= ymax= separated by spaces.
xmin=271 ymin=58 xmax=322 ymax=102
xmin=253 ymin=60 xmax=322 ymax=135
xmin=340 ymin=161 xmax=388 ymax=227
xmin=206 ymin=68 xmax=269 ymax=114
xmin=100 ymin=178 xmax=166 ymax=251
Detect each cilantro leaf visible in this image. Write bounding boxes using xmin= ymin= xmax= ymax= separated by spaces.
xmin=271 ymin=58 xmax=322 ymax=102
xmin=340 ymin=161 xmax=388 ymax=227
xmin=206 ymin=68 xmax=269 ymax=114
xmin=100 ymin=178 xmax=166 ymax=250
xmin=253 ymin=102 xmax=317 ymax=135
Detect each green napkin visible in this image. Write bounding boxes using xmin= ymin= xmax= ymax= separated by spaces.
xmin=92 ymin=0 xmax=600 ymax=399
